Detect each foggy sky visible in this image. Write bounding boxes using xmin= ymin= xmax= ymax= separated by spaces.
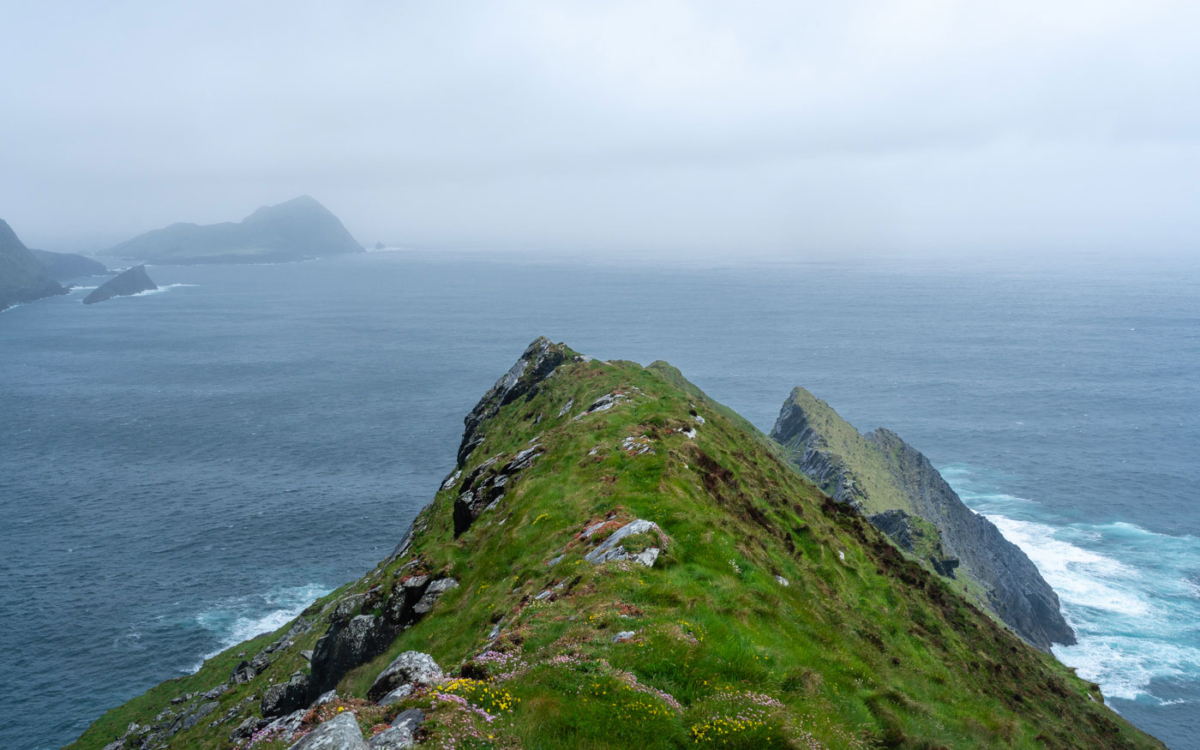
xmin=3 ymin=1 xmax=1199 ymax=258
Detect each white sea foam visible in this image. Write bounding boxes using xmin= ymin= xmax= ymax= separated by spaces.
xmin=944 ymin=466 xmax=1200 ymax=705
xmin=190 ymin=582 xmax=330 ymax=670
xmin=987 ymin=514 xmax=1151 ymax=617
xmin=132 ymin=283 xmax=198 ymax=297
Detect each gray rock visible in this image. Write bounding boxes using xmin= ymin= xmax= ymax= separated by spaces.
xmin=440 ymin=469 xmax=462 ymax=491
xmin=573 ymin=392 xmax=629 ymax=420
xmin=502 ymin=446 xmax=542 ymax=473
xmin=202 ymin=684 xmax=227 ymax=700
xmin=287 ymin=711 xmax=367 ymax=750
xmin=612 ymin=631 xmax=636 ymax=642
xmin=557 ymin=398 xmax=575 ymax=417
xmin=229 ymin=716 xmax=265 ymax=742
xmin=310 ymin=614 xmax=390 ymax=693
xmin=251 ymin=651 xmax=273 ymax=673
xmin=377 ymin=683 xmax=414 ymax=706
xmin=632 ymin=547 xmax=660 ymax=567
xmin=367 ymin=652 xmax=442 ymax=701
xmin=230 ymin=659 xmax=256 ymax=684
xmin=457 ymin=337 xmax=575 ymax=467
xmin=584 ymin=519 xmax=661 ymax=566
xmin=412 ymin=578 xmax=458 ymax=615
xmin=368 ymin=726 xmax=415 ymax=749
xmin=264 ymin=708 xmax=307 ymax=739
xmin=315 ymin=689 xmax=338 ymax=705
xmin=302 ymin=649 xmax=314 ymax=661
xmin=367 ymin=707 xmax=424 ymax=749
xmin=261 ymin=672 xmax=312 ymax=717
xmin=775 ymin=575 xmax=790 ymax=587
xmin=101 ymin=742 xmax=124 ymax=750
xmin=181 ymin=701 xmax=219 ymax=730
xmin=391 ymin=708 xmax=425 ymax=732
xmin=332 ymin=593 xmax=368 ymax=623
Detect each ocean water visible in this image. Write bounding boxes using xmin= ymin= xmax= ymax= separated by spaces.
xmin=1 ymin=250 xmax=1197 ymax=748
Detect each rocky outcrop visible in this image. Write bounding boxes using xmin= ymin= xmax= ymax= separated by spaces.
xmin=452 ymin=446 xmax=544 ymax=536
xmin=309 ymin=577 xmax=456 ymax=695
xmin=287 ymin=712 xmax=368 ymax=750
xmin=366 ymin=652 xmax=443 ymax=702
xmin=30 ymin=248 xmax=107 ymax=280
xmin=104 ymin=195 xmax=362 ymax=265
xmin=261 ymin=672 xmax=312 ymax=717
xmin=0 ymin=219 xmax=66 ymax=311
xmin=83 ymin=265 xmax=157 ymax=305
xmin=771 ymin=387 xmax=1075 ymax=652
xmin=456 ymin=337 xmax=575 ymax=467
xmin=866 ymin=509 xmax=960 ymax=578
xmin=583 ymin=519 xmax=663 ymax=567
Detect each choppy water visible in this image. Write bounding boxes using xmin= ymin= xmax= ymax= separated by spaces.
xmin=1 ymin=250 xmax=1196 ymax=748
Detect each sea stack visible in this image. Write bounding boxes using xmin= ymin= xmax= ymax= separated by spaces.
xmin=83 ymin=265 xmax=157 ymax=305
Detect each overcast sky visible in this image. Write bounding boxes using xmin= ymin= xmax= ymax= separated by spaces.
xmin=2 ymin=0 xmax=1198 ymax=257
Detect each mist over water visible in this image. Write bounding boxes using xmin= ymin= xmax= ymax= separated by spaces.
xmin=1 ymin=251 xmax=1197 ymax=748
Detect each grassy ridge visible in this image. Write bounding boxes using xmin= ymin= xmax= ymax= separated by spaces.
xmin=72 ymin=352 xmax=1162 ymax=750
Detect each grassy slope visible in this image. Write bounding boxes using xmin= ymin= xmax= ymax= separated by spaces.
xmin=72 ymin=354 xmax=1162 ymax=750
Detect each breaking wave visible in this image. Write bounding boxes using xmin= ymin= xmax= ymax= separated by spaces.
xmin=189 ymin=582 xmax=330 ymax=670
xmin=943 ymin=466 xmax=1200 ymax=707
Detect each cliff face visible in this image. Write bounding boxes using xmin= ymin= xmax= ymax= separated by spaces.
xmin=0 ymin=220 xmax=67 ymax=311
xmin=104 ymin=196 xmax=362 ymax=264
xmin=83 ymin=265 xmax=158 ymax=305
xmin=30 ymin=248 xmax=108 ymax=280
xmin=770 ymin=387 xmax=1075 ymax=652
xmin=69 ymin=342 xmax=1158 ymax=750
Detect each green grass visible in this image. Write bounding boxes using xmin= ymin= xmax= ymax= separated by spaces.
xmin=70 ymin=351 xmax=1163 ymax=750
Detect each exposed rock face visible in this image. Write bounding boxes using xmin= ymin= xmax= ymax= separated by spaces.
xmin=366 ymin=652 xmax=442 ymax=702
xmin=83 ymin=265 xmax=157 ymax=305
xmin=452 ymin=447 xmax=544 ymax=536
xmin=456 ymin=337 xmax=575 ymax=467
xmin=309 ymin=577 xmax=456 ymax=695
xmin=0 ymin=219 xmax=66 ymax=311
xmin=867 ymin=509 xmax=960 ymax=578
xmin=261 ymin=672 xmax=312 ymax=717
xmin=771 ymin=387 xmax=1075 ymax=652
xmin=30 ymin=248 xmax=107 ymax=280
xmin=104 ymin=195 xmax=362 ymax=265
xmin=287 ymin=712 xmax=368 ymax=750
xmin=584 ymin=519 xmax=663 ymax=567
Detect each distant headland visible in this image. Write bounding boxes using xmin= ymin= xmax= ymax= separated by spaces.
xmin=104 ymin=196 xmax=362 ymax=265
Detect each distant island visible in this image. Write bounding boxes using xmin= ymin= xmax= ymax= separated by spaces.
xmin=104 ymin=195 xmax=362 ymax=265
xmin=0 ymin=219 xmax=68 ymax=311
xmin=83 ymin=265 xmax=157 ymax=305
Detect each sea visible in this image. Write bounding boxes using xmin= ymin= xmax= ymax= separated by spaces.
xmin=1 ymin=249 xmax=1197 ymax=749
